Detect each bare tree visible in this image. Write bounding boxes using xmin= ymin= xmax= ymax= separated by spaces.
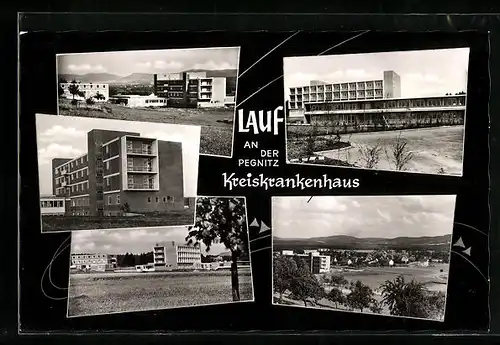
xmin=358 ymin=143 xmax=382 ymax=169
xmin=304 ymin=124 xmax=318 ymax=157
xmin=385 ymin=132 xmax=414 ymax=171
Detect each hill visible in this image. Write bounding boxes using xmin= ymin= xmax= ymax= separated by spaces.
xmin=58 ymin=69 xmax=238 ymax=85
xmin=273 ymin=234 xmax=452 ymax=251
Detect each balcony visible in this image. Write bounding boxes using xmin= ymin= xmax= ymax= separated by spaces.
xmin=126 ymin=147 xmax=154 ymax=156
xmin=127 ymin=184 xmax=155 ymax=190
xmin=127 ymin=165 xmax=155 ymax=173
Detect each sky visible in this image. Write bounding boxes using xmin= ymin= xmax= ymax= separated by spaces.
xmin=57 ymin=47 xmax=240 ymax=76
xmin=36 ymin=114 xmax=200 ymax=197
xmin=283 ymin=48 xmax=470 ymax=100
xmin=272 ymin=195 xmax=457 ymax=239
xmin=71 ymin=226 xmax=227 ymax=256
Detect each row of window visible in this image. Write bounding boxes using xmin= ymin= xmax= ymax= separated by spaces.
xmin=309 ymin=111 xmax=463 ymax=125
xmin=147 ymin=196 xmax=175 ymax=203
xmin=72 ymin=196 xmax=90 ymax=207
xmin=57 ymin=167 xmax=88 ymax=183
xmin=40 ymin=200 xmax=64 ymax=208
xmin=145 ymin=99 xmax=166 ymax=104
xmin=72 ymin=254 xmax=107 ymax=259
xmin=107 ymin=194 xmax=121 ymax=205
xmin=304 ymin=97 xmax=466 ymax=112
xmin=291 ymin=90 xmax=384 ymax=100
xmin=72 ymin=259 xmax=107 ymax=265
xmin=290 ymin=81 xmax=384 ymax=94
xmin=62 ymin=83 xmax=107 ymax=89
xmin=54 ymin=156 xmax=87 ymax=175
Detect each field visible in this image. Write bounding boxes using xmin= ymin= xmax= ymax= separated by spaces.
xmin=58 ymin=99 xmax=234 ymax=156
xmin=336 ymin=264 xmax=449 ymax=293
xmin=315 ymin=126 xmax=465 ymax=175
xmin=42 ymin=209 xmax=194 ymax=232
xmin=68 ymin=269 xmax=254 ymax=317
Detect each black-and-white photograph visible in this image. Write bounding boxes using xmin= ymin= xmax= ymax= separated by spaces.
xmin=36 ymin=114 xmax=200 ymax=232
xmin=57 ymin=47 xmax=240 ymax=157
xmin=284 ymin=48 xmax=469 ymax=176
xmin=67 ymin=196 xmax=253 ymax=317
xmin=272 ymin=195 xmax=456 ymax=322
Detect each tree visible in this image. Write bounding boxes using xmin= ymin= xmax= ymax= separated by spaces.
xmin=95 ymin=91 xmax=106 ymax=101
xmin=358 ymin=143 xmax=382 ymax=169
xmin=68 ymin=80 xmax=82 ymax=101
xmin=386 ymin=132 xmax=414 ymax=171
xmin=323 ymin=273 xmax=348 ymax=287
xmin=273 ymin=254 xmax=299 ymax=303
xmin=346 ymin=280 xmax=375 ymax=312
xmin=327 ymin=287 xmax=346 ymax=308
xmin=288 ymin=263 xmax=324 ymax=307
xmin=369 ymin=299 xmax=383 ymax=314
xmin=120 ymin=202 xmax=131 ymax=214
xmin=380 ymin=275 xmax=428 ymax=318
xmin=86 ymin=97 xmax=95 ymax=105
xmin=186 ymin=197 xmax=248 ymax=301
xmin=422 ymin=291 xmax=446 ymax=320
xmin=304 ymin=124 xmax=318 ymax=156
xmin=58 ymin=83 xmax=65 ymax=98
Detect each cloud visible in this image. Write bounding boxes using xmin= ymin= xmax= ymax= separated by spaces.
xmin=403 ymin=73 xmax=443 ymax=84
xmin=376 ymin=208 xmax=391 ymax=222
xmin=286 ymin=69 xmax=373 ymax=88
xmin=312 ymin=197 xmax=348 ymax=212
xmin=154 ymin=60 xmax=184 ymax=70
xmin=403 ymin=216 xmax=414 ymax=225
xmin=73 ymin=241 xmax=96 ymax=253
xmin=38 ymin=125 xmax=86 ymax=143
xmin=192 ymin=60 xmax=234 ymax=70
xmin=37 ymin=143 xmax=83 ymax=165
xmin=135 ymin=61 xmax=152 ymax=68
xmin=67 ymin=64 xmax=107 ymax=73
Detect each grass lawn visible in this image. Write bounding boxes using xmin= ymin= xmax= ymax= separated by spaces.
xmin=42 ymin=209 xmax=195 ymax=232
xmin=68 ymin=269 xmax=254 ymax=316
xmin=58 ymin=99 xmax=234 ymax=156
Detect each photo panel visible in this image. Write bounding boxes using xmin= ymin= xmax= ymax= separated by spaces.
xmin=284 ymin=48 xmax=469 ymax=177
xmin=272 ymin=195 xmax=456 ymax=322
xmin=56 ymin=47 xmax=241 ymax=158
xmin=67 ymin=196 xmax=254 ymax=317
xmin=36 ymin=114 xmax=201 ymax=233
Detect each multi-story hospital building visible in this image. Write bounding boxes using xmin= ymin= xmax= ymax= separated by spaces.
xmin=287 ymin=70 xmax=466 ymax=131
xmin=51 ymin=129 xmax=185 ymax=217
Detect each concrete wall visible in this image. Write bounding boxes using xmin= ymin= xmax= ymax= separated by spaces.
xmin=383 ymin=70 xmax=401 ymax=99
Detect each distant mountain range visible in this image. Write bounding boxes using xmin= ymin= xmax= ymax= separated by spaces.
xmin=273 ymin=234 xmax=452 ymax=251
xmin=58 ymin=69 xmax=238 ymax=85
